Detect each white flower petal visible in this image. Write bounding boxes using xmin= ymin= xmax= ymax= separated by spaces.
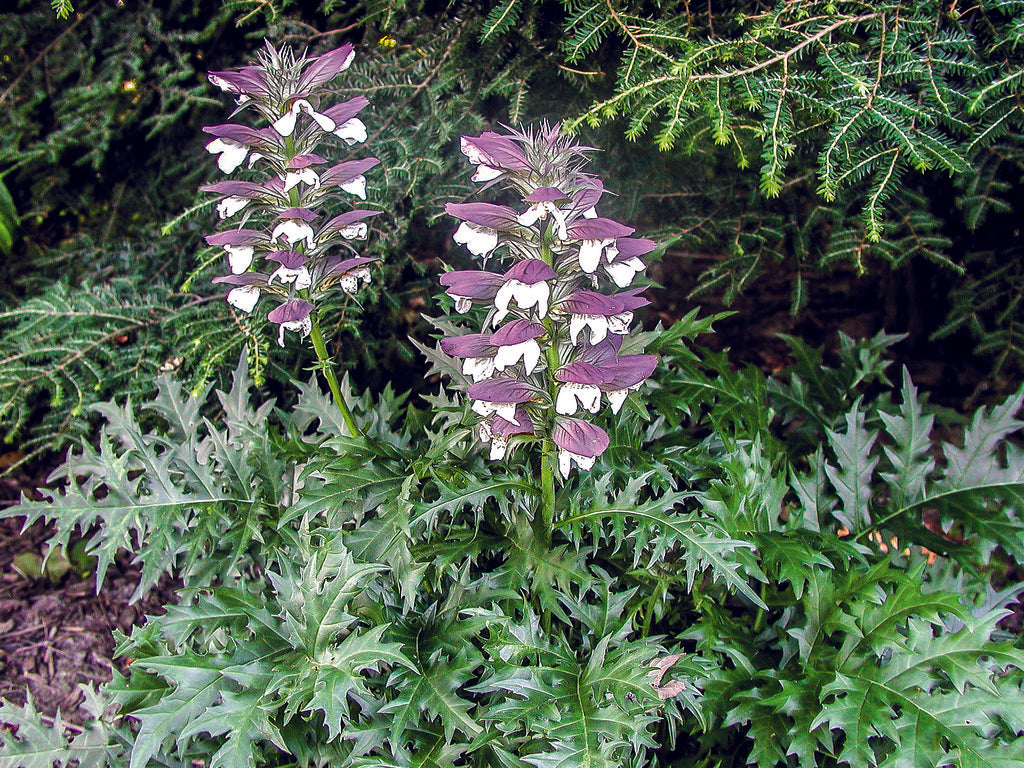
xmin=471 ymin=165 xmax=503 ymax=182
xmin=272 ymin=107 xmax=298 ymax=137
xmin=578 ymin=384 xmax=601 ymax=413
xmin=225 ymin=244 xmax=254 ymax=274
xmin=463 ymin=357 xmax=496 ymax=381
xmin=520 ymin=340 xmax=542 ymax=375
xmin=208 ymin=74 xmax=234 ymax=92
xmin=460 ymin=137 xmax=487 ymax=165
xmin=607 ymin=311 xmax=633 ymax=335
xmin=549 ymin=206 xmax=569 ymax=240
xmin=558 ymin=448 xmax=595 ymax=476
xmin=558 ymin=448 xmax=572 ymax=477
xmin=269 ymin=265 xmax=311 ymax=290
xmin=607 ymin=388 xmax=630 ymax=414
xmin=304 ymin=104 xmax=337 ymax=132
xmin=493 ymin=339 xmax=542 ymax=374
xmin=569 ymin=314 xmax=609 ymax=344
xmin=583 ymin=207 xmax=598 ymax=219
xmin=339 ymin=223 xmax=368 ymax=240
xmin=517 ymin=205 xmax=543 ymax=228
xmin=335 ymin=118 xmax=367 ymax=145
xmin=217 ymin=196 xmax=249 ymax=219
xmin=493 ymin=341 xmax=524 ymax=371
xmin=283 ymin=168 xmax=320 ymax=192
xmin=454 ymin=295 xmax=472 ymax=313
xmin=493 ymin=282 xmax=516 ymax=322
xmin=569 ymin=314 xmax=586 ymax=345
xmin=587 ymin=316 xmax=609 ymax=343
xmin=453 ymin=222 xmax=498 ymax=256
xmin=605 ymin=261 xmax=639 ymax=288
xmin=471 ymin=400 xmax=498 ymax=419
xmin=489 ymin=435 xmax=509 ymax=460
xmin=227 ymin=285 xmax=260 ymax=313
xmin=271 ymin=221 xmax=315 ymax=247
xmin=555 ymin=387 xmax=579 ymax=415
xmin=496 ymin=403 xmax=519 ymax=425
xmin=277 ymin=316 xmax=312 ymax=347
xmin=507 ymin=281 xmax=549 ymax=317
xmin=340 ymin=175 xmax=367 ymax=199
xmin=578 ymin=240 xmax=603 ymax=273
xmin=206 ymin=139 xmax=249 ymax=173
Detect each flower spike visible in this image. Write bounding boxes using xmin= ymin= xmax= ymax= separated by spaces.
xmin=201 ymin=43 xmax=379 ymax=344
xmin=437 ymin=123 xmax=658 ymax=475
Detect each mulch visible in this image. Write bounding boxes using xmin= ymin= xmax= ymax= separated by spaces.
xmin=0 ymin=465 xmax=178 ymax=726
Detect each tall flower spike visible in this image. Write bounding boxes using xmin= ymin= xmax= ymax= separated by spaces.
xmin=438 ymin=123 xmax=658 ymax=475
xmin=201 ymin=43 xmax=380 ymax=348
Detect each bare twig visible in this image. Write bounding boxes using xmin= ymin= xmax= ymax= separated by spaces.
xmin=0 ymin=5 xmax=99 ymax=107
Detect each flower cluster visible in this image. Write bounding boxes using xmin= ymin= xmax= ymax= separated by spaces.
xmin=202 ymin=43 xmax=378 ymax=346
xmin=439 ymin=125 xmax=657 ymax=475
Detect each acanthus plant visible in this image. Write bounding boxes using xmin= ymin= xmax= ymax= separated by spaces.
xmin=437 ymin=124 xmax=659 ymax=524
xmin=203 ymin=41 xmax=379 ymax=435
xmin=7 ymin=39 xmax=1024 ymax=768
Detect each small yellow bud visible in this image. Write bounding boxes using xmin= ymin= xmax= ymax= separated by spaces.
xmin=379 ymin=36 xmax=396 ymax=49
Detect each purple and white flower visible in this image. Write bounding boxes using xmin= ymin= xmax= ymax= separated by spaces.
xmin=272 ymin=98 xmax=337 ymax=138
xmin=320 ymin=210 xmax=380 ymax=242
xmin=556 ymin=291 xmax=625 ymax=344
xmin=604 ymin=237 xmax=655 ymax=288
xmin=490 ymin=319 xmax=545 ymax=374
xmin=205 ymin=229 xmax=266 ymax=274
xmin=494 ymin=259 xmax=557 ymax=321
xmin=203 ymin=124 xmax=268 ymax=173
xmin=479 ymin=408 xmax=534 ymax=460
xmin=322 ymin=96 xmax=369 ymax=145
xmin=554 ymin=362 xmax=611 ymax=415
xmin=440 ymin=333 xmax=500 ymax=381
xmin=446 ymin=202 xmax=519 ymax=257
xmin=460 ymin=132 xmax=530 ymax=182
xmin=552 ymin=418 xmax=610 ymax=476
xmin=267 ymin=299 xmax=314 ymax=347
xmin=439 ymin=270 xmax=505 ymax=313
xmin=518 ymin=187 xmax=569 ymax=240
xmin=212 ymin=273 xmax=267 ymax=313
xmin=601 ymin=355 xmax=658 ymax=413
xmin=283 ymin=154 xmax=326 ymax=192
xmin=207 ymin=66 xmax=269 ymax=104
xmin=565 ymin=218 xmax=635 ymax=273
xmin=323 ymin=255 xmax=377 ymax=293
xmin=266 ymin=250 xmax=311 ymax=290
xmin=200 ymin=180 xmax=269 ymax=219
xmin=318 ymin=157 xmax=379 ymax=200
xmin=271 ymin=208 xmax=317 ymax=248
xmin=467 ymin=378 xmax=535 ymax=425
xmin=203 ymin=43 xmax=379 ymax=352
xmin=440 ymin=124 xmax=658 ymax=474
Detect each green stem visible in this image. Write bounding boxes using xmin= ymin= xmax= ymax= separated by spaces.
xmin=309 ymin=313 xmax=361 ymax=437
xmin=539 ymin=437 xmax=556 ymax=540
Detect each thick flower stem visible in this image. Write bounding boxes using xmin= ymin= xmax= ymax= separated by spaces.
xmin=539 ymin=437 xmax=556 ymax=541
xmin=309 ymin=313 xmax=361 ymax=437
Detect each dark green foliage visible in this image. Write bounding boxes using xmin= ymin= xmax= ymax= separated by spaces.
xmin=5 ymin=317 xmax=1024 ymax=767
xmin=0 ymin=178 xmax=16 ymax=256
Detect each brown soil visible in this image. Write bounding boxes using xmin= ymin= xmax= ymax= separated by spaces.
xmin=0 ymin=465 xmax=178 ymax=726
